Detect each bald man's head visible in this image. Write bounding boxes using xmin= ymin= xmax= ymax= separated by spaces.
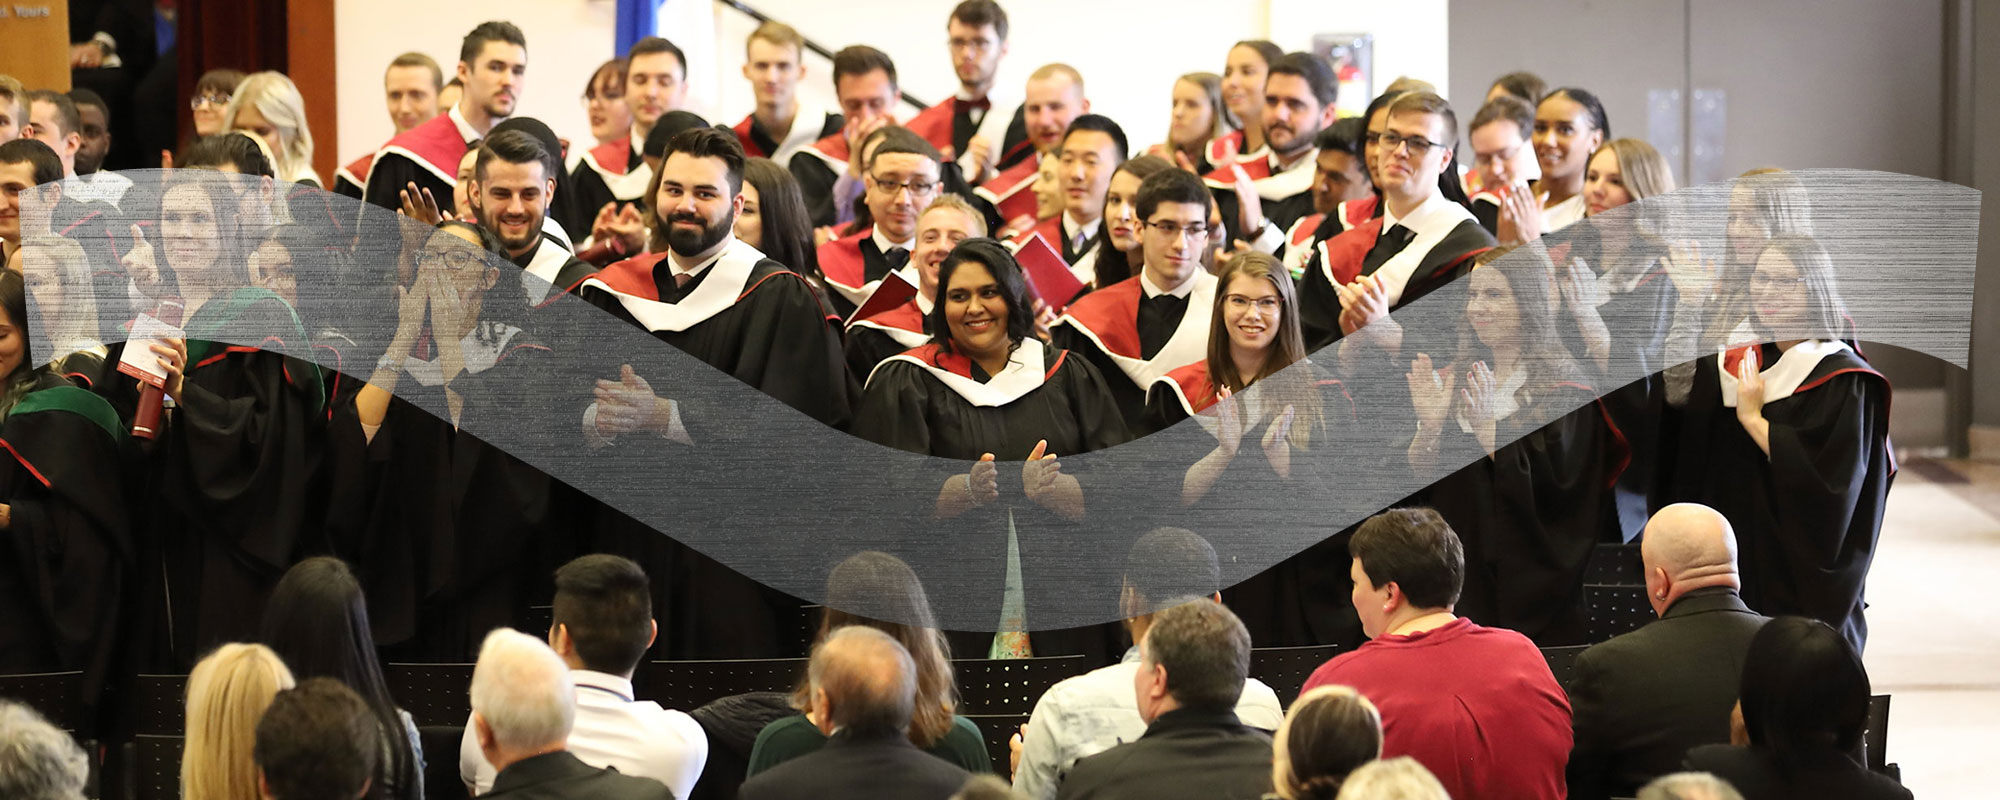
xmin=809 ymin=625 xmax=916 ymax=737
xmin=1640 ymin=503 xmax=1741 ymax=616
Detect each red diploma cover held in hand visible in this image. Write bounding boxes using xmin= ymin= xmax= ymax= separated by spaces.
xmin=1012 ymin=232 xmax=1086 ymax=316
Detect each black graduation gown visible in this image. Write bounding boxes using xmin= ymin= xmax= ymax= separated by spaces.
xmin=1296 ymin=216 xmax=1494 ymax=354
xmin=1414 ymin=377 xmax=1627 ymax=646
xmin=845 ymin=313 xmax=930 ymax=386
xmin=849 ymin=340 xmax=1130 ymax=661
xmin=153 ymin=289 xmax=327 ymax=667
xmin=0 ymin=376 xmax=132 ymax=729
xmin=569 ymin=141 xmax=645 ymax=235
xmin=575 ymin=246 xmax=855 ymax=659
xmin=1669 ymin=343 xmax=1892 ymax=652
xmin=363 ymin=153 xmax=455 ymax=216
xmin=1048 ymin=277 xmax=1210 ymax=435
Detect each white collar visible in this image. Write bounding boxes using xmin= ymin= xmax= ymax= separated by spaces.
xmin=954 ymin=87 xmax=986 ymax=103
xmin=915 ymin=290 xmax=935 ymax=315
xmin=581 ymin=236 xmax=768 ymax=332
xmin=449 ymin=104 xmax=484 ymax=144
xmin=668 ymin=241 xmax=732 ymax=280
xmin=871 ymin=226 xmax=913 ymax=256
xmin=1380 ymin=191 xmax=1453 ymax=237
xmin=868 ymin=338 xmax=1050 ymax=407
xmin=1063 ymin=213 xmax=1102 ymax=245
xmin=1141 ymin=268 xmax=1199 ymax=299
xmin=570 ymin=669 xmax=636 ymax=700
xmin=1719 ymin=339 xmax=1853 ymax=407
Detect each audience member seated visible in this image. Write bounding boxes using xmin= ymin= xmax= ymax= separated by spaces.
xmin=1012 ymin=528 xmax=1283 ymax=800
xmin=253 ymin=678 xmax=384 ymax=800
xmin=740 ymin=626 xmax=973 ymax=800
xmin=1331 ymin=757 xmax=1449 ymax=800
xmin=749 ymin=551 xmax=989 ymax=776
xmin=259 ymin=557 xmax=425 ymax=800
xmin=955 ymin=774 xmax=1023 ymax=800
xmin=469 ymin=628 xmax=675 ymax=800
xmin=0 ymin=700 xmax=90 ymax=800
xmin=1568 ymin=504 xmax=1770 ymax=800
xmin=1684 ymin=617 xmax=1911 ymax=800
xmin=1301 ymin=508 xmax=1571 ymax=800
xmin=1053 ymin=600 xmax=1273 ymax=800
xmin=460 ymin=555 xmax=708 ymax=798
xmin=184 ymin=643 xmax=297 ymax=800
xmin=1638 ymin=772 xmax=1745 ymax=800
xmin=1269 ymin=686 xmax=1382 ymax=800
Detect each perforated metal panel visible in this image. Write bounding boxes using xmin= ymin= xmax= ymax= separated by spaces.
xmin=1247 ymin=645 xmax=1341 ymax=708
xmin=383 ymin=663 xmax=476 ymax=727
xmin=1583 ymin=584 xmax=1655 ymax=643
xmin=952 ymin=656 xmax=1089 ymax=715
xmin=0 ymin=670 xmax=83 ymax=731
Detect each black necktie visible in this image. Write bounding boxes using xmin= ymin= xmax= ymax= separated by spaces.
xmin=1137 ymin=293 xmax=1189 ymax=360
xmin=1362 ymin=224 xmax=1417 ymax=276
xmin=884 ymin=247 xmax=910 ymax=271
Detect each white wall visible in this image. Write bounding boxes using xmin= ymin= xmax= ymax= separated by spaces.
xmin=330 ymin=0 xmax=1448 ymax=163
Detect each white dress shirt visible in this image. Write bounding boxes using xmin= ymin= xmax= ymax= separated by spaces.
xmin=461 ymin=669 xmax=708 ymax=799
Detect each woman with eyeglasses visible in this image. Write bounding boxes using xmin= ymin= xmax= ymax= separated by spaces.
xmin=164 ymin=69 xmax=245 ymax=167
xmin=1395 ymin=246 xmax=1628 ymax=645
xmin=1668 ymin=235 xmax=1888 ymax=653
xmin=851 ymin=238 xmax=1129 ymax=660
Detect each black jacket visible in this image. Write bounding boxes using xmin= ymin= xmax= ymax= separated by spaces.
xmin=737 ymin=727 xmax=970 ymax=800
xmin=482 ymin=750 xmax=673 ymax=800
xmin=1685 ymin=744 xmax=1912 ymax=800
xmin=1055 ymin=708 xmax=1272 ymax=800
xmin=1566 ymin=587 xmax=1769 ymax=800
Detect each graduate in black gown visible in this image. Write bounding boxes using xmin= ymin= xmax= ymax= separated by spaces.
xmin=1140 ymin=253 xmax=1358 ymax=647
xmin=0 ymin=269 xmax=130 ymax=730
xmin=328 ymin=221 xmax=572 ymax=660
xmin=1206 ymin=53 xmax=1336 ymax=257
xmin=1394 ymin=256 xmax=1627 ymax=645
xmin=844 ymin=194 xmax=984 ymax=382
xmin=574 ymin=127 xmax=852 ymax=658
xmin=128 ymin=171 xmax=328 ymax=668
xmin=1669 ymin=234 xmax=1891 ymax=653
xmin=850 ymin=238 xmax=1128 ymax=660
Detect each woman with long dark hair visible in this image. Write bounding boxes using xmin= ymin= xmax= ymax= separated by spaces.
xmin=260 ymin=556 xmax=425 ymax=800
xmin=1214 ymin=41 xmax=1285 ymax=165
xmin=1074 ymin=154 xmax=1171 ymax=290
xmin=735 ymin=157 xmax=824 ymax=291
xmin=1531 ymin=87 xmax=1610 ymax=235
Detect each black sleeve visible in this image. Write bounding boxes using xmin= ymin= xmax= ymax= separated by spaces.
xmin=789 ymin=156 xmax=841 ymax=229
xmin=362 ymin=153 xmax=453 ymax=215
xmin=1140 ymin=381 xmax=1191 ymax=439
xmin=1060 ymin=353 xmax=1134 ymax=453
xmin=848 ymin=360 xmax=933 ymax=455
xmin=1764 ymin=371 xmax=1891 ymax=633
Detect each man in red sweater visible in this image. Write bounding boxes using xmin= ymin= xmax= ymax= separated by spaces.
xmin=1301 ymin=508 xmax=1572 ymax=800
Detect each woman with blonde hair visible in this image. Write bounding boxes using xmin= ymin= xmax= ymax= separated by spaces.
xmin=182 ymin=643 xmax=296 ymax=800
xmin=1332 ymin=757 xmax=1450 ymax=800
xmin=224 ymin=72 xmax=319 ymax=186
xmin=1268 ymin=686 xmax=1383 ymax=800
xmin=1148 ymin=72 xmax=1226 ymax=173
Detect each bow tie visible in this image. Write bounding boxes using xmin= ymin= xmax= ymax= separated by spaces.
xmin=884 ymin=247 xmax=911 ymax=271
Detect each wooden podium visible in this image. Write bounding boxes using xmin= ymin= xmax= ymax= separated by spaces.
xmin=0 ymin=1 xmax=73 ymax=92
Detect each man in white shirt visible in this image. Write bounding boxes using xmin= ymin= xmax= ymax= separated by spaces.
xmin=1010 ymin=528 xmax=1285 ymax=800
xmin=461 ymin=555 xmax=707 ymax=799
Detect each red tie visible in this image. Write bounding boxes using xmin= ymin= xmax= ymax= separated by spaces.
xmin=675 ymin=271 xmax=692 ymax=288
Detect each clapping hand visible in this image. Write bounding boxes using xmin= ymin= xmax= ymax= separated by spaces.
xmin=966 ymin=453 xmax=1000 ymax=507
xmin=594 ymin=365 xmax=664 ymax=438
xmin=1407 ymin=353 xmax=1455 ymax=429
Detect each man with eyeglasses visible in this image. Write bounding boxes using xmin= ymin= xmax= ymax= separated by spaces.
xmin=972 ymin=64 xmax=1089 ymax=237
xmin=1206 ymin=52 xmax=1338 ymax=259
xmin=365 ymin=22 xmax=527 ymax=218
xmin=937 ymin=0 xmax=1031 ymax=185
xmin=1465 ymin=94 xmax=1542 ymax=240
xmin=1053 ymin=168 xmax=1218 ymax=429
xmin=815 ymin=129 xmax=942 ymax=320
xmin=1298 ymin=91 xmax=1493 ymax=353
xmin=334 ymin=52 xmax=444 ymax=199
xmin=790 ymin=46 xmax=930 ymax=230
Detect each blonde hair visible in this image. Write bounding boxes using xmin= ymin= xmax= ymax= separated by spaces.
xmin=182 ymin=643 xmax=295 ymax=800
xmin=920 ymin=194 xmax=990 ymax=237
xmin=1332 ymin=757 xmax=1450 ymax=800
xmin=1595 ymin=138 xmax=1676 ymax=203
xmin=747 ymin=21 xmax=806 ymax=59
xmin=224 ymin=72 xmax=317 ymax=185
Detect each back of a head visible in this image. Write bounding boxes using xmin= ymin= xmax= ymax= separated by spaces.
xmin=1640 ymin=503 xmax=1739 ymax=584
xmin=810 ymin=624 xmax=918 ymax=737
xmin=552 ymin=554 xmax=655 ymax=675
xmin=1144 ymin=599 xmax=1250 ymax=713
xmin=184 ymin=642 xmax=296 ymax=800
xmin=0 ymin=700 xmax=89 ymax=800
xmin=814 ymin=551 xmax=958 ymax=746
xmin=471 ymin=628 xmax=578 ymax=752
xmin=643 ymin=110 xmax=711 ymax=159
xmin=1316 ymin=116 xmax=1367 ymax=159
xmin=0 ymin=139 xmax=64 ymax=186
xmin=1637 ymin=772 xmax=1747 ymax=800
xmin=1738 ymin=616 xmax=1871 ymax=769
xmin=1273 ymin=686 xmax=1383 ymax=800
xmin=1122 ymin=527 xmax=1220 ymax=613
xmin=1332 ymin=757 xmax=1449 ymax=800
xmin=254 ymin=678 xmax=382 ymax=800
xmin=1489 ymin=71 xmax=1547 ymax=105
xmin=1350 ymin=508 xmax=1464 ymax=611
xmin=180 ymin=132 xmax=275 ymax=178
xmin=259 ymin=557 xmax=389 ymax=706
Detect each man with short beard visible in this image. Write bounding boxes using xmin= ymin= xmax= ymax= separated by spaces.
xmin=573 ymin=127 xmax=851 ymax=658
xmin=366 ymin=21 xmax=527 ymax=217
xmin=1206 ymin=52 xmax=1338 ymax=256
xmin=473 ymin=130 xmax=594 ymax=304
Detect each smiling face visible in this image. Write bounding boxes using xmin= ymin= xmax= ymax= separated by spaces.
xmin=1583 ymin=148 xmax=1632 ymax=217
xmin=865 ymin=152 xmax=940 ymax=243
xmin=1101 ymin=170 xmax=1145 ymax=254
xmin=1221 ymin=45 xmax=1269 ymax=124
xmin=459 ymin=40 xmax=527 ymax=120
xmin=1750 ymin=249 xmax=1807 ymax=333
xmin=1533 ymin=95 xmax=1602 ymax=186
xmin=655 ymin=152 xmax=743 ymax=258
xmin=944 ymin=260 xmax=1010 ymax=359
xmin=1032 ymin=156 xmax=1062 ymax=220
xmin=0 ymin=161 xmax=32 ymax=244
xmin=913 ymin=205 xmax=979 ymax=300
xmin=1221 ymin=272 xmax=1281 ymax=354
xmin=1362 ymin=105 xmax=1392 ymax=189
xmin=247 ymin=239 xmax=297 ymax=305
xmin=422 ymin=225 xmax=500 ymax=326
xmin=454 ymin=149 xmax=480 ymax=218
xmin=0 ymin=294 xmax=23 ymax=380
xmin=1023 ymin=73 xmax=1086 ymax=154
xmin=477 ymin=158 xmax=553 ymax=257
xmin=1376 ymin=110 xmax=1451 ymax=201
xmin=385 ymin=65 xmax=439 ymax=133
xmin=192 ymin=91 xmax=230 ymax=136
xmin=1169 ymin=78 xmax=1215 ymax=149
xmin=1466 ymin=266 xmax=1520 ymax=349
xmin=1058 ymin=130 xmax=1119 ymax=225
xmin=160 ymin=183 xmax=222 ymax=278
xmin=732 ymin=181 xmax=764 ymax=251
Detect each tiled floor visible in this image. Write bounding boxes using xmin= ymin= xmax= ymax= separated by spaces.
xmin=1858 ymin=459 xmax=2000 ymax=797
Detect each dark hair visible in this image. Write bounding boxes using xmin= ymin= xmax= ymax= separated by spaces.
xmin=24 ymin=90 xmax=80 ymax=138
xmin=1231 ymin=40 xmax=1286 ymax=75
xmin=258 ymin=557 xmax=419 ymax=800
xmin=66 ymin=87 xmax=108 ymax=117
xmin=627 ymin=36 xmax=687 ymax=77
xmin=643 ymin=111 xmax=711 ymax=159
xmin=927 ymin=238 xmax=1036 ymax=357
xmin=1739 ymin=616 xmax=1872 ymax=773
xmin=195 ymin=69 xmax=247 ymax=99
xmin=867 ymin=125 xmax=943 ymax=169
xmin=475 ymin=129 xmax=556 ymax=184
xmin=1489 ymin=71 xmax=1547 ymax=105
xmin=0 ymin=139 xmax=63 ymax=185
xmin=1541 ymin=87 xmax=1611 ymax=140
xmin=1350 ymin=508 xmax=1464 ymax=609
xmin=1062 ymin=114 xmax=1129 ymax=163
xmin=1277 ymin=687 xmax=1383 ymax=799
xmin=584 ymin=58 xmax=627 ymax=101
xmin=437 ymin=219 xmax=510 ymax=258
xmin=552 ymin=555 xmax=654 ymax=675
xmin=387 ymin=52 xmax=444 ymax=90
xmin=741 ymin=157 xmax=821 ymax=284
xmin=1448 ymin=251 xmax=1583 ymax=413
xmin=832 ymin=45 xmax=898 ymax=89
xmin=0 ymin=270 xmax=30 ymax=387
xmin=949 ymin=0 xmax=1010 ymax=41
xmin=180 ymin=132 xmax=273 ymax=177
xmin=1470 ymin=94 xmax=1535 ymax=142
xmin=459 ymin=20 xmax=527 ymax=66
xmin=1122 ymin=528 xmax=1220 ymax=611
xmin=488 ymin=116 xmax=582 ymax=233
xmin=841 ymin=125 xmax=920 ymax=237
xmin=1268 ymin=52 xmax=1338 ymax=108
xmin=254 ymin=678 xmax=382 ymax=800
xmin=1316 ymin=116 xmax=1365 ymax=158
xmin=662 ymin=126 xmax=746 ymax=196
xmin=1088 ymin=154 xmax=1172 ymax=287
xmin=1143 ymin=600 xmax=1250 ymax=713
xmin=1134 ymin=167 xmax=1210 ymax=223
xmin=805 ymin=551 xmax=957 ymax=748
